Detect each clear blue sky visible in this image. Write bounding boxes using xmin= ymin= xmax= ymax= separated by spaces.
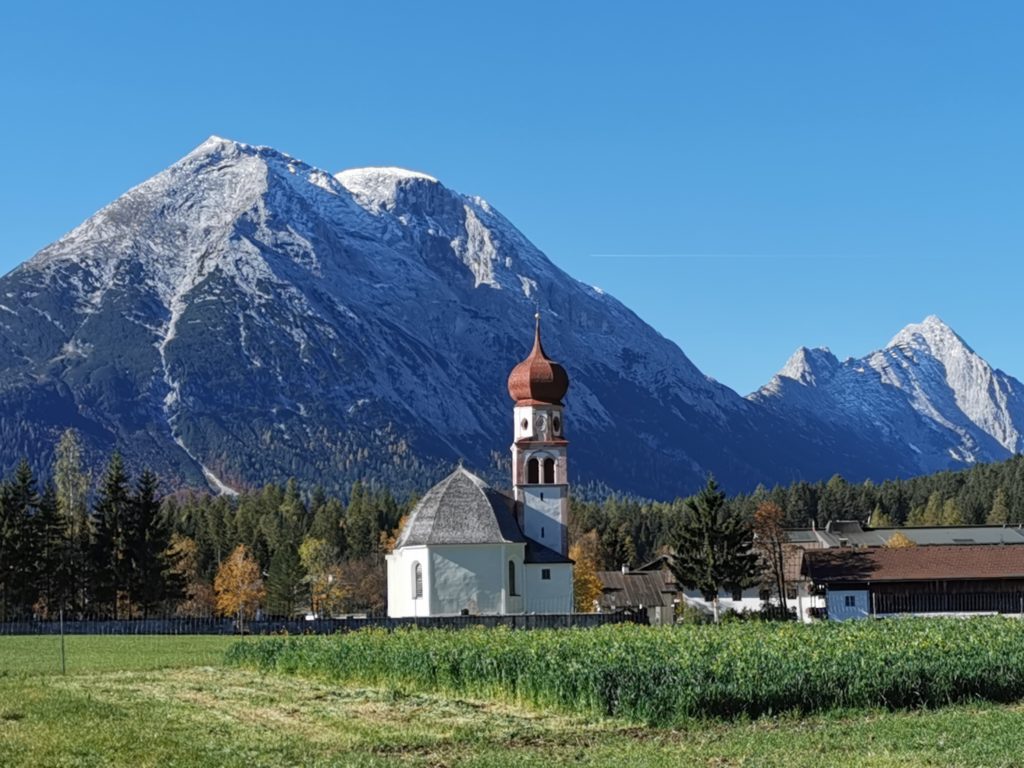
xmin=2 ymin=2 xmax=1021 ymax=394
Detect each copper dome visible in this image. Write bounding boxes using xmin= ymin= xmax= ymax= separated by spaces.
xmin=507 ymin=315 xmax=569 ymax=405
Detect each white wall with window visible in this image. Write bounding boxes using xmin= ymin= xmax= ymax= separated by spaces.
xmin=826 ymin=589 xmax=870 ymax=621
xmin=524 ymin=562 xmax=573 ymax=613
xmin=386 ymin=544 xmax=430 ymax=617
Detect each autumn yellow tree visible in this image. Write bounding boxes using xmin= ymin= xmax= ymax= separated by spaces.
xmin=752 ymin=501 xmax=788 ymax=610
xmin=570 ymin=530 xmax=603 ymax=612
xmin=299 ymin=537 xmax=348 ymax=618
xmin=379 ymin=515 xmax=408 ymax=553
xmin=214 ymin=544 xmax=265 ymax=633
xmin=885 ymin=531 xmax=916 ymax=549
xmin=168 ymin=534 xmax=216 ymax=616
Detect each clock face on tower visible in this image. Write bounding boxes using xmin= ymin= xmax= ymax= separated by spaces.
xmin=533 ymin=412 xmax=548 ymax=439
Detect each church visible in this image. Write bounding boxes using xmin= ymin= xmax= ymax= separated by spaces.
xmin=386 ymin=316 xmax=575 ymax=616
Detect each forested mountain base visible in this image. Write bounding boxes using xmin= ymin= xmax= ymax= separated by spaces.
xmin=4 ymin=428 xmax=1023 ymax=620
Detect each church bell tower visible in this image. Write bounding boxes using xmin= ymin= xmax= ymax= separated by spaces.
xmin=507 ymin=314 xmax=570 ymax=556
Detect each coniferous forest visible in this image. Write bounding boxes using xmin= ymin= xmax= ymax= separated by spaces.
xmin=3 ymin=427 xmax=1024 ymax=620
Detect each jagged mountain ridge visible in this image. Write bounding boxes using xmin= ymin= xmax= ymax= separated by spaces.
xmin=0 ymin=137 xmax=1010 ymax=497
xmin=0 ymin=136 xmax=854 ymax=497
xmin=752 ymin=315 xmax=1024 ymax=474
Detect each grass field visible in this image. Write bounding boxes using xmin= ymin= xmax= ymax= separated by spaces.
xmin=4 ymin=634 xmax=1024 ymax=766
xmin=0 ymin=634 xmax=234 ymax=675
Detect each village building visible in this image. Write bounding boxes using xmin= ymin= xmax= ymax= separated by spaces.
xmin=802 ymin=545 xmax=1024 ymax=620
xmin=596 ymin=561 xmax=678 ymax=625
xmin=786 ymin=520 xmax=1024 ymax=549
xmin=386 ymin=317 xmax=574 ymax=617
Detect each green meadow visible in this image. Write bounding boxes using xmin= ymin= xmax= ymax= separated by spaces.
xmin=2 ymin=630 xmax=1024 ymax=767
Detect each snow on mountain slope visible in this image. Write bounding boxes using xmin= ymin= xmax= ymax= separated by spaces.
xmin=753 ymin=316 xmax=1024 ymax=473
xmin=4 ymin=137 xmax=1015 ymax=497
xmin=0 ymin=136 xmax=836 ymax=497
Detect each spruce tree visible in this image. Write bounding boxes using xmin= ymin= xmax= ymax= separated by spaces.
xmin=2 ymin=460 xmax=41 ymax=617
xmin=668 ymin=476 xmax=759 ymax=623
xmin=309 ymin=497 xmax=346 ymax=556
xmin=130 ymin=469 xmax=177 ymax=614
xmin=91 ymin=453 xmax=133 ymax=617
xmin=345 ymin=482 xmax=379 ymax=559
xmin=265 ymin=544 xmax=306 ymax=616
xmin=35 ymin=483 xmax=68 ymax=617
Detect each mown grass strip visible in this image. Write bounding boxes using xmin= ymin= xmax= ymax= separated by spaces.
xmin=226 ymin=618 xmax=1024 ymax=724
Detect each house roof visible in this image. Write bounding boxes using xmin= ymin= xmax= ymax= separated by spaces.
xmin=803 ymin=545 xmax=1024 ymax=584
xmin=395 ymin=467 xmax=526 ymax=547
xmin=597 ymin=568 xmax=677 ymax=609
xmin=786 ymin=522 xmax=1024 ymax=548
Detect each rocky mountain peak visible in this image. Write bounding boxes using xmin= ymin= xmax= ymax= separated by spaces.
xmin=886 ymin=315 xmax=975 ymax=358
xmin=778 ymin=346 xmax=840 ymax=386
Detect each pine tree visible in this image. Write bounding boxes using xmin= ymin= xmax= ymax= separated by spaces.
xmin=1 ymin=460 xmax=41 ymax=618
xmin=668 ymin=476 xmax=759 ymax=623
xmin=345 ymin=482 xmax=379 ymax=559
xmin=90 ymin=453 xmax=133 ymax=617
xmin=35 ymin=484 xmax=67 ymax=617
xmin=309 ymin=497 xmax=346 ymax=556
xmin=265 ymin=544 xmax=306 ymax=616
xmin=130 ymin=469 xmax=177 ymax=614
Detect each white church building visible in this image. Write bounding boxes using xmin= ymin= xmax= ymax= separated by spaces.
xmin=386 ymin=317 xmax=575 ymax=616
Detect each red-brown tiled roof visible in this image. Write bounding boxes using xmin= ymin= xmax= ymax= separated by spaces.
xmin=803 ymin=545 xmax=1024 ymax=583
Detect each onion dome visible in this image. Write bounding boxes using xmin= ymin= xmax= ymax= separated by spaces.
xmin=507 ymin=314 xmax=570 ymax=405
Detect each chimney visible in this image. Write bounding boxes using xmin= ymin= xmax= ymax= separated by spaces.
xmin=621 ymin=564 xmax=629 ymax=574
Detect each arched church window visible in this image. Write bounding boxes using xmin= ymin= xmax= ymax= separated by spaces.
xmin=508 ymin=560 xmax=518 ymax=596
xmin=413 ymin=562 xmax=423 ymax=598
xmin=543 ymin=458 xmax=555 ymax=484
xmin=527 ymin=457 xmax=539 ymax=484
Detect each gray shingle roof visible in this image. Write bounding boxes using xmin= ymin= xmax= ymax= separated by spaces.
xmin=786 ymin=522 xmax=1024 ymax=548
xmin=395 ymin=467 xmax=527 ymax=547
xmin=597 ymin=569 xmax=677 ymax=610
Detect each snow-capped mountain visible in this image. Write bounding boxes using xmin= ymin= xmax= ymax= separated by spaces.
xmin=752 ymin=316 xmax=1024 ymax=473
xmin=0 ymin=136 xmax=850 ymax=497
xmin=0 ymin=137 xmax=1014 ymax=497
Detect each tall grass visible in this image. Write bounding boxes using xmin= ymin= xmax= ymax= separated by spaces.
xmin=226 ymin=619 xmax=1024 ymax=724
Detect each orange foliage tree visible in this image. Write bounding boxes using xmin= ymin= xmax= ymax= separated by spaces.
xmin=214 ymin=544 xmax=265 ymax=632
xmin=753 ymin=501 xmax=788 ymax=610
xmin=570 ymin=530 xmax=603 ymax=613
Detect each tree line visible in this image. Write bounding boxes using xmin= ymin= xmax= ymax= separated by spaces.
xmin=0 ymin=429 xmax=413 ymax=621
xmin=569 ymin=454 xmax=1024 ymax=576
xmin=4 ymin=428 xmax=1024 ymax=621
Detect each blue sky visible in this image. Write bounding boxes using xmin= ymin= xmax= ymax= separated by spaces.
xmin=1 ymin=2 xmax=1021 ymax=394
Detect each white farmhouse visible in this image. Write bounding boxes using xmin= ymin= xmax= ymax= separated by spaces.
xmin=386 ymin=316 xmax=574 ymax=616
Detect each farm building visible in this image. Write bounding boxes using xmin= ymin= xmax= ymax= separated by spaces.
xmin=597 ymin=557 xmax=787 ymax=622
xmin=786 ymin=520 xmax=1024 ymax=549
xmin=802 ymin=545 xmax=1024 ymax=620
xmin=386 ymin=316 xmax=574 ymax=617
xmin=596 ymin=564 xmax=677 ymax=625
